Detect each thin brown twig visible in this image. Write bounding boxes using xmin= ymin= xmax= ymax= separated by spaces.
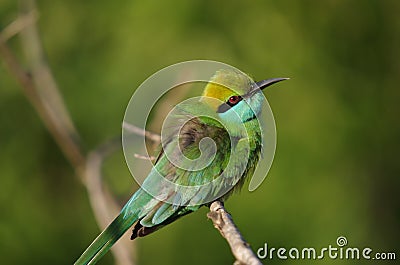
xmin=0 ymin=30 xmax=86 ymax=175
xmin=0 ymin=9 xmax=38 ymax=41
xmin=19 ymin=0 xmax=85 ymax=176
xmin=123 ymin=121 xmax=161 ymax=143
xmin=134 ymin=153 xmax=156 ymax=161
xmin=208 ymin=201 xmax=263 ymax=265
xmin=0 ymin=3 xmax=85 ymax=177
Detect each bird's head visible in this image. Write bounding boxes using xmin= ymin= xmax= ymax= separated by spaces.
xmin=201 ymin=69 xmax=287 ymax=126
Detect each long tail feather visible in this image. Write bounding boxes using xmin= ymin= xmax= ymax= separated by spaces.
xmin=74 ymin=212 xmax=138 ymax=265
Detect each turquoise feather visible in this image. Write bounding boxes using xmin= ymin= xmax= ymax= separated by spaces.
xmin=74 ymin=69 xmax=285 ymax=265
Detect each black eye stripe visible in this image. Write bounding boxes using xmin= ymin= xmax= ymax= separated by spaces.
xmin=217 ymin=103 xmax=231 ymax=113
xmin=216 ymin=95 xmax=243 ymax=113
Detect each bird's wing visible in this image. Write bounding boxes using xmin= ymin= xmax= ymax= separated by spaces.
xmin=125 ymin=102 xmax=258 ymax=238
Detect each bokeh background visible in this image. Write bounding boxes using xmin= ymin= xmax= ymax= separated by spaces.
xmin=1 ymin=1 xmax=399 ymax=264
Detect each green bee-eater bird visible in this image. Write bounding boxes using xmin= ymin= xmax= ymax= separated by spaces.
xmin=74 ymin=69 xmax=287 ymax=265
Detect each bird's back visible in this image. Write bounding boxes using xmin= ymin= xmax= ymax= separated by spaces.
xmin=125 ymin=105 xmax=262 ymax=238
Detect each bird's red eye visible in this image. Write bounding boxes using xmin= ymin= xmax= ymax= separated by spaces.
xmin=217 ymin=95 xmax=243 ymax=113
xmin=227 ymin=95 xmax=242 ymax=106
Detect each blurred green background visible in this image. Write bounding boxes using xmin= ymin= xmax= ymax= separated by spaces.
xmin=1 ymin=0 xmax=399 ymax=264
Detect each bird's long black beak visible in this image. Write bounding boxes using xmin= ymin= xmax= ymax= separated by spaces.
xmin=247 ymin=77 xmax=288 ymax=97
xmin=256 ymin=77 xmax=289 ymax=90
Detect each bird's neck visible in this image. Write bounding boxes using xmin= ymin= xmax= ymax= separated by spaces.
xmin=243 ymin=118 xmax=262 ymax=149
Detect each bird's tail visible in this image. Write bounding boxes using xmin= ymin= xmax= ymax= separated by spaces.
xmin=74 ymin=211 xmax=138 ymax=265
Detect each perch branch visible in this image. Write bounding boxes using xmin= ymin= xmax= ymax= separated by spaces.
xmin=208 ymin=201 xmax=262 ymax=265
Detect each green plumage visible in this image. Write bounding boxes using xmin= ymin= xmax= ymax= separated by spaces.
xmin=74 ymin=69 xmax=285 ymax=265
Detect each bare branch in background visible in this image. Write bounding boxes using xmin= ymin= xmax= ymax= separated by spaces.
xmin=208 ymin=201 xmax=263 ymax=265
xmin=0 ymin=0 xmax=85 ymax=176
xmin=0 ymin=9 xmax=38 ymax=41
xmin=134 ymin=153 xmax=156 ymax=161
xmin=123 ymin=121 xmax=161 ymax=143
xmin=19 ymin=0 xmax=86 ymax=175
xmin=0 ymin=1 xmax=135 ymax=264
xmin=1 ymin=2 xmax=263 ymax=265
